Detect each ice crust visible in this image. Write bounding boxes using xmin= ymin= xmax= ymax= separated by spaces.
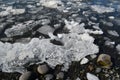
xmin=0 ymin=20 xmax=99 ymax=73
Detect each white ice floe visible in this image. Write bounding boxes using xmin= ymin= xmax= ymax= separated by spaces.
xmin=64 ymin=20 xmax=85 ymax=34
xmin=107 ymin=30 xmax=119 ymax=37
xmin=87 ymin=73 xmax=99 ymax=80
xmin=108 ymin=16 xmax=115 ymax=20
xmin=39 ymin=0 xmax=64 ymax=9
xmin=91 ymin=5 xmax=115 ymax=14
xmin=0 ymin=20 xmax=99 ymax=73
xmin=76 ymin=77 xmax=81 ymax=80
xmin=0 ymin=11 xmax=9 ymax=17
xmin=116 ymin=44 xmax=120 ymax=54
xmin=0 ymin=6 xmax=25 ymax=17
xmin=85 ymin=29 xmax=103 ymax=35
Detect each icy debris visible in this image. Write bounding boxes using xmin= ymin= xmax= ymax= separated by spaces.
xmin=64 ymin=20 xmax=85 ymax=34
xmin=90 ymin=54 xmax=97 ymax=59
xmin=91 ymin=5 xmax=115 ymax=14
xmin=76 ymin=77 xmax=81 ymax=80
xmin=107 ymin=30 xmax=119 ymax=37
xmin=0 ymin=20 xmax=99 ymax=72
xmin=0 ymin=6 xmax=25 ymax=16
xmin=86 ymin=73 xmax=99 ymax=80
xmin=92 ymin=23 xmax=101 ymax=30
xmin=0 ymin=11 xmax=9 ymax=17
xmin=80 ymin=57 xmax=89 ymax=65
xmin=105 ymin=40 xmax=115 ymax=48
xmin=85 ymin=29 xmax=103 ymax=35
xmin=10 ymin=9 xmax=25 ymax=15
xmin=39 ymin=0 xmax=64 ymax=9
xmin=0 ymin=23 xmax=7 ymax=34
xmin=5 ymin=20 xmax=42 ymax=37
xmin=116 ymin=44 xmax=120 ymax=54
xmin=90 ymin=16 xmax=97 ymax=21
xmin=108 ymin=16 xmax=115 ymax=20
xmin=5 ymin=21 xmax=33 ymax=37
xmin=37 ymin=25 xmax=55 ymax=36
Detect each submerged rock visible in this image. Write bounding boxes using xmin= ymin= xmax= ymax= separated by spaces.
xmin=37 ymin=64 xmax=49 ymax=74
xmin=56 ymin=72 xmax=64 ymax=79
xmin=97 ymin=54 xmax=112 ymax=68
xmin=19 ymin=71 xmax=36 ymax=80
xmin=45 ymin=74 xmax=54 ymax=80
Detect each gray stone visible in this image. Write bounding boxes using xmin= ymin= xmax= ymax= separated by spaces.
xmin=19 ymin=71 xmax=32 ymax=80
xmin=56 ymin=72 xmax=64 ymax=79
xmin=37 ymin=64 xmax=49 ymax=74
xmin=45 ymin=74 xmax=54 ymax=80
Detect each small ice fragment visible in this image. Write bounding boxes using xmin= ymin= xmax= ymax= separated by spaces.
xmin=107 ymin=30 xmax=119 ymax=37
xmin=108 ymin=16 xmax=115 ymax=20
xmin=80 ymin=58 xmax=89 ymax=65
xmin=91 ymin=5 xmax=115 ymax=14
xmin=87 ymin=73 xmax=99 ymax=80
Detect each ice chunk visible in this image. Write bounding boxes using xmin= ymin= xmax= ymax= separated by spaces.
xmin=107 ymin=30 xmax=119 ymax=37
xmin=76 ymin=77 xmax=81 ymax=80
xmin=40 ymin=0 xmax=64 ymax=9
xmin=105 ymin=40 xmax=115 ymax=48
xmin=87 ymin=73 xmax=99 ymax=80
xmin=116 ymin=44 xmax=120 ymax=54
xmin=37 ymin=25 xmax=55 ymax=36
xmin=4 ymin=20 xmax=42 ymax=37
xmin=0 ymin=11 xmax=9 ymax=17
xmin=0 ymin=6 xmax=25 ymax=16
xmin=10 ymin=9 xmax=25 ymax=15
xmin=85 ymin=29 xmax=103 ymax=35
xmin=108 ymin=16 xmax=115 ymax=20
xmin=64 ymin=20 xmax=85 ymax=34
xmin=91 ymin=5 xmax=115 ymax=14
xmin=80 ymin=58 xmax=89 ymax=65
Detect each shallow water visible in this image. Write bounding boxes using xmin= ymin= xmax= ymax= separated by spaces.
xmin=0 ymin=0 xmax=120 ymax=73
